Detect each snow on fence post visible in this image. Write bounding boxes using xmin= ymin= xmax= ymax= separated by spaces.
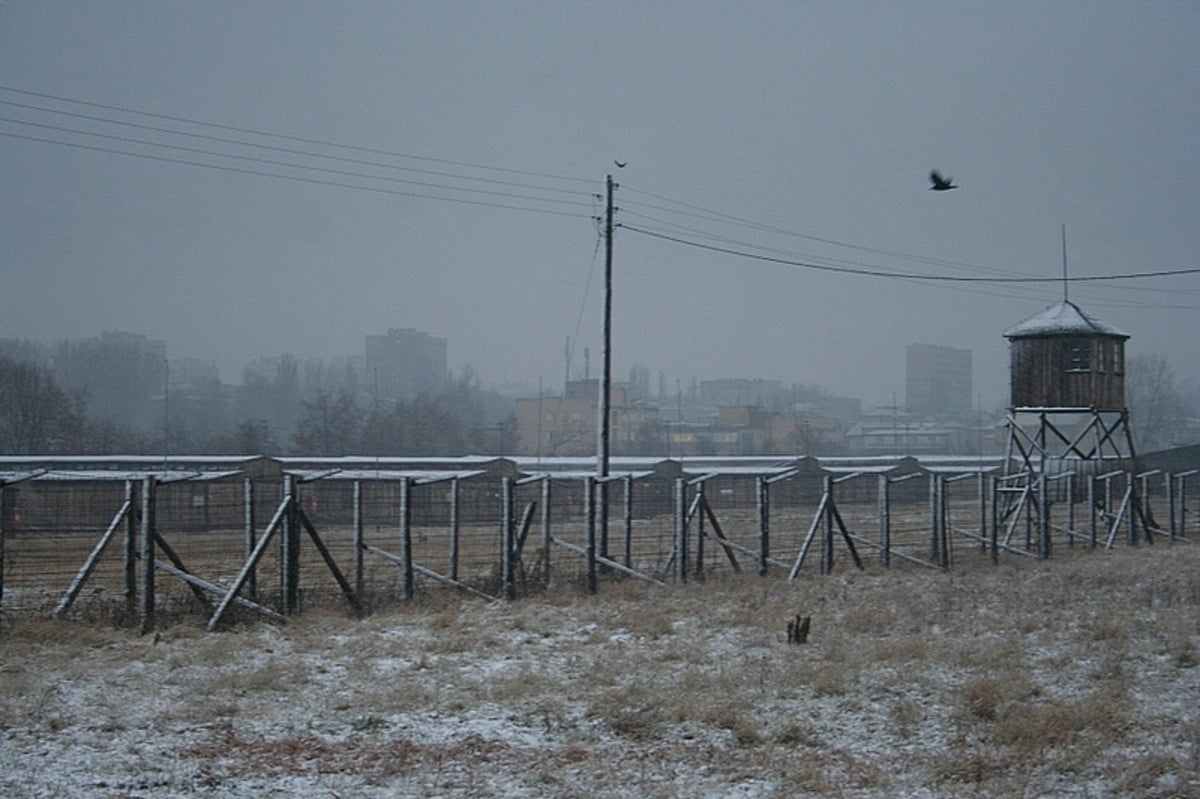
xmin=138 ymin=475 xmax=156 ymax=634
xmin=756 ymin=476 xmax=769 ymax=576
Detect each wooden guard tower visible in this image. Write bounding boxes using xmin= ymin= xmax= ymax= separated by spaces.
xmin=1004 ymin=299 xmax=1134 ymax=471
xmin=999 ymin=299 xmax=1145 ymax=552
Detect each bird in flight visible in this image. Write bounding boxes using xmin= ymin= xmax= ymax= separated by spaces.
xmin=614 ymin=160 xmax=627 ymax=169
xmin=929 ymin=170 xmax=957 ymax=191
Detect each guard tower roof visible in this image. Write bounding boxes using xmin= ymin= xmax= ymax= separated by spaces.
xmin=1003 ymin=300 xmax=1128 ymax=340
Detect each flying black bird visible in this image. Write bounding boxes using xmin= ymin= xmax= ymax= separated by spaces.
xmin=614 ymin=160 xmax=627 ymax=169
xmin=929 ymin=170 xmax=957 ymax=191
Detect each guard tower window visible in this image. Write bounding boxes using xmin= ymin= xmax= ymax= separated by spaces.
xmin=1096 ymin=341 xmax=1107 ymax=373
xmin=1068 ymin=341 xmax=1090 ymax=372
xmin=1113 ymin=341 xmax=1124 ymax=375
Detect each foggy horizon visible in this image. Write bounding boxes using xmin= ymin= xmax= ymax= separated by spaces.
xmin=3 ymin=4 xmax=1197 ymax=414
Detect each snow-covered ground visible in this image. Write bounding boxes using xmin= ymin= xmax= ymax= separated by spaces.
xmin=2 ymin=544 xmax=1198 ymax=798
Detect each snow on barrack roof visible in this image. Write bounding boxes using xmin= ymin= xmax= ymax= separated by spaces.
xmin=1003 ymin=300 xmax=1128 ymax=339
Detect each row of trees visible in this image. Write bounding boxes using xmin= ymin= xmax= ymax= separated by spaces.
xmin=0 ymin=353 xmax=516 ymax=456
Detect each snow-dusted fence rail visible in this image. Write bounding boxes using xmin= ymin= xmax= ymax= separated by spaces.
xmin=1 ymin=461 xmax=1195 ymax=628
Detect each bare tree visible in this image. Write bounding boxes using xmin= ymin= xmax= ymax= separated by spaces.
xmin=293 ymin=391 xmax=362 ymax=455
xmin=1126 ymin=353 xmax=1187 ymax=452
xmin=0 ymin=355 xmax=85 ymax=454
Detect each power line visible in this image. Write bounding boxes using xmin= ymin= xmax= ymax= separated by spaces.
xmin=5 ymin=86 xmax=1197 ymax=304
xmin=0 ymin=85 xmax=593 ymax=186
xmin=620 ymin=223 xmax=1200 ymax=285
xmin=0 ymin=129 xmax=591 ymax=218
xmin=621 ymin=183 xmax=1027 ymax=279
xmin=0 ymin=97 xmax=594 ymax=199
xmin=0 ymin=116 xmax=594 ymax=210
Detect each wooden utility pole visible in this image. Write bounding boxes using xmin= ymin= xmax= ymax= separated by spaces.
xmin=597 ymin=174 xmax=615 ymax=564
xmin=599 ymin=174 xmax=614 ymax=481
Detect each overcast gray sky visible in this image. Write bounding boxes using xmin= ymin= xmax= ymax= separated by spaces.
xmin=2 ymin=2 xmax=1197 ymax=411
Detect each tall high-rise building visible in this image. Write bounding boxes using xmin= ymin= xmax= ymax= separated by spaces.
xmin=906 ymin=344 xmax=972 ymax=419
xmin=365 ymin=328 xmax=448 ymax=403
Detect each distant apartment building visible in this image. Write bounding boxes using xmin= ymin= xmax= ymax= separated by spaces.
xmin=514 ymin=380 xmax=658 ymax=457
xmin=170 ymin=357 xmax=220 ymax=388
xmin=52 ymin=330 xmax=168 ymax=429
xmin=365 ymin=328 xmax=448 ymax=403
xmin=668 ymin=405 xmax=844 ymax=456
xmin=698 ymin=378 xmax=790 ymax=412
xmin=905 ymin=344 xmax=972 ymax=419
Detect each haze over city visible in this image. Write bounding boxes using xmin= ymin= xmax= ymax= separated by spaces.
xmin=2 ymin=3 xmax=1197 ymax=412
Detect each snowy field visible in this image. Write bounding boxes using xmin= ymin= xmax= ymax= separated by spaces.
xmin=2 ymin=543 xmax=1198 ymax=799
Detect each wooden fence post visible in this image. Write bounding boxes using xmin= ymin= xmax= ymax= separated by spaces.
xmin=977 ymin=471 xmax=988 ymax=554
xmin=939 ymin=475 xmax=950 ymax=568
xmin=674 ymin=477 xmax=687 ymax=584
xmin=695 ymin=480 xmax=706 ymax=579
xmin=756 ymin=476 xmax=769 ymax=576
xmin=584 ymin=476 xmax=597 ymax=593
xmin=501 ymin=477 xmax=515 ymax=600
xmin=622 ymin=475 xmax=633 ymax=569
xmin=1166 ymin=473 xmax=1176 ymax=541
xmin=281 ymin=475 xmax=301 ymax=615
xmin=0 ymin=479 xmax=6 ymax=611
xmin=1066 ymin=472 xmax=1076 ymax=547
xmin=597 ymin=478 xmax=609 ymax=564
xmin=1088 ymin=476 xmax=1098 ymax=548
xmin=821 ymin=475 xmax=834 ymax=575
xmin=400 ymin=477 xmax=413 ymax=601
xmin=353 ymin=480 xmax=364 ymax=602
xmin=1038 ymin=471 xmax=1051 ymax=558
xmin=243 ymin=478 xmax=257 ymax=601
xmin=138 ymin=475 xmax=156 ymax=634
xmin=878 ymin=474 xmax=890 ymax=567
xmin=122 ymin=479 xmax=137 ymax=614
xmin=1126 ymin=474 xmax=1137 ymax=546
xmin=449 ymin=476 xmax=461 ymax=582
xmin=540 ymin=477 xmax=552 ymax=588
xmin=928 ymin=474 xmax=939 ymax=564
xmin=989 ymin=475 xmax=999 ymax=564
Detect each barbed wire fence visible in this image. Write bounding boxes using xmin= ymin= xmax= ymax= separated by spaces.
xmin=1 ymin=464 xmax=1195 ymax=630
